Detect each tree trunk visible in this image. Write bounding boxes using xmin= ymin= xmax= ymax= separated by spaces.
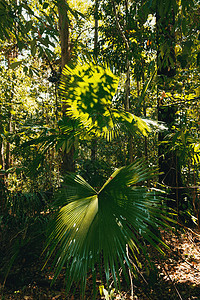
xmin=57 ymin=0 xmax=75 ymax=173
xmin=156 ymin=1 xmax=176 ymax=78
xmin=156 ymin=2 xmax=176 ymax=191
xmin=124 ymin=0 xmax=134 ymax=164
xmin=158 ymin=105 xmax=177 ymax=188
xmin=5 ymin=112 xmax=12 ymax=171
xmin=94 ymin=0 xmax=99 ymax=59
xmin=0 ymin=111 xmax=5 ymax=173
xmin=112 ymin=0 xmax=133 ymax=163
xmin=0 ymin=140 xmax=5 ymax=207
xmin=90 ymin=0 xmax=99 ymax=163
xmin=58 ymin=0 xmax=71 ymax=69
xmin=156 ymin=4 xmax=183 ymax=214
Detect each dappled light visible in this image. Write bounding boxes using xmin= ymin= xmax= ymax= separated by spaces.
xmin=0 ymin=0 xmax=199 ymax=299
xmin=59 ymin=60 xmax=155 ymax=140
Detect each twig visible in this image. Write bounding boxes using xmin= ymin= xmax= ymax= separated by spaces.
xmin=126 ymin=245 xmax=134 ymax=299
xmin=108 ymin=267 xmax=123 ymax=290
xmin=129 ymin=268 xmax=134 ymax=299
xmin=161 ymin=262 xmax=183 ymax=300
xmin=125 ymin=245 xmax=156 ymax=300
xmin=176 ymin=223 xmax=200 ymax=238
xmin=126 ymin=244 xmax=148 ymax=285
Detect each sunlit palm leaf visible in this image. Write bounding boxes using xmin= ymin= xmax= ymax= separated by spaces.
xmin=59 ymin=60 xmax=154 ymax=140
xmin=44 ymin=161 xmax=173 ymax=295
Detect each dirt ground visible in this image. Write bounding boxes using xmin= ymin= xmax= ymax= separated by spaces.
xmin=1 ymin=228 xmax=200 ymax=300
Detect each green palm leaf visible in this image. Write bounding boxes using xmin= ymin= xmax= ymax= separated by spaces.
xmin=59 ymin=60 xmax=157 ymax=140
xmin=44 ymin=161 xmax=173 ymax=296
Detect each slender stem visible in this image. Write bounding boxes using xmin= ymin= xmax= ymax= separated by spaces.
xmin=91 ymin=0 xmax=99 ymax=161
xmin=94 ymin=0 xmax=99 ymax=59
xmin=161 ymin=262 xmax=183 ymax=300
xmin=176 ymin=154 xmax=179 ymax=219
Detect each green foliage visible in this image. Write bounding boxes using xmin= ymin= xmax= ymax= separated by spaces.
xmin=44 ymin=161 xmax=172 ymax=295
xmin=59 ymin=60 xmax=154 ymax=140
xmin=77 ymin=158 xmax=113 ymax=189
xmin=0 ymin=189 xmax=50 ymax=287
xmin=0 ymin=0 xmax=14 ymax=40
xmin=0 ymin=0 xmax=199 ymax=296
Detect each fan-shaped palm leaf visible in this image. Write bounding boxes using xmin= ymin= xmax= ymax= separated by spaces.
xmin=59 ymin=60 xmax=158 ymax=140
xmin=44 ymin=161 xmax=173 ymax=296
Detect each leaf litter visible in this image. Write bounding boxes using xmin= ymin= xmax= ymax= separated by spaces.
xmin=1 ymin=229 xmax=200 ymax=299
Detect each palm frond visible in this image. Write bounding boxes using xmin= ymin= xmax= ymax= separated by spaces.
xmin=59 ymin=60 xmax=155 ymax=140
xmin=19 ymin=117 xmax=90 ymax=160
xmin=44 ymin=161 xmax=173 ymax=295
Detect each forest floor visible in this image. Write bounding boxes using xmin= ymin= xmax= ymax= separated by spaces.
xmin=1 ymin=228 xmax=200 ymax=300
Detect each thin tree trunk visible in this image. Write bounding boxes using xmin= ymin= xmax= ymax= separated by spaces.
xmin=5 ymin=112 xmax=11 ymax=171
xmin=143 ymin=103 xmax=148 ymax=162
xmin=94 ymin=0 xmax=99 ymax=59
xmin=112 ymin=0 xmax=133 ymax=163
xmin=111 ymin=0 xmax=130 ymax=111
xmin=0 ymin=142 xmax=5 ymax=170
xmin=58 ymin=0 xmax=71 ymax=69
xmin=124 ymin=0 xmax=133 ymax=163
xmin=57 ymin=0 xmax=75 ymax=173
xmin=124 ymin=0 xmax=130 ymax=112
xmin=0 ymin=107 xmax=5 ymax=173
xmin=91 ymin=0 xmax=99 ymax=162
xmin=156 ymin=4 xmax=186 ymax=214
xmin=0 ymin=137 xmax=6 ymax=213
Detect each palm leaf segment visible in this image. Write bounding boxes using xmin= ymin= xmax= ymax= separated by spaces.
xmin=59 ymin=61 xmax=151 ymax=140
xmin=45 ymin=161 xmax=171 ymax=294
